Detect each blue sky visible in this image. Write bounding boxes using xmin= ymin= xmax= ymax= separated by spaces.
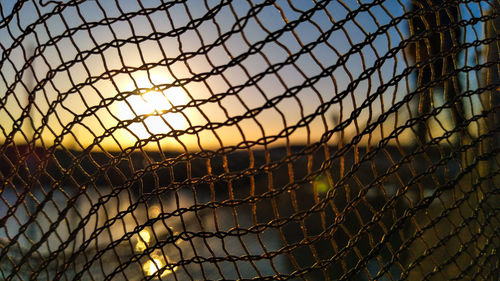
xmin=0 ymin=0 xmax=494 ymax=151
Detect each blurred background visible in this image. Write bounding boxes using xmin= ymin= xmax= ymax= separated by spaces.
xmin=0 ymin=0 xmax=499 ymax=280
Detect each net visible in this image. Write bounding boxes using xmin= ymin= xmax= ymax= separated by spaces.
xmin=0 ymin=0 xmax=499 ymax=280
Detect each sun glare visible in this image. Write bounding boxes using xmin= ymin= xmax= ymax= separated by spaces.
xmin=118 ymin=74 xmax=188 ymax=142
xmin=135 ymin=229 xmax=151 ymax=252
xmin=142 ymin=255 xmax=177 ymax=277
xmin=135 ymin=228 xmax=178 ymax=277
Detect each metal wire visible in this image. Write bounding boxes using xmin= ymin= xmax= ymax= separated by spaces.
xmin=0 ymin=0 xmax=499 ymax=280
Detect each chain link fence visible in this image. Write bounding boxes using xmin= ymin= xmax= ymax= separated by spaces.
xmin=0 ymin=0 xmax=499 ymax=280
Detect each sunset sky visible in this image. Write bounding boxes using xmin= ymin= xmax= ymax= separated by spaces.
xmin=0 ymin=0 xmax=491 ymax=151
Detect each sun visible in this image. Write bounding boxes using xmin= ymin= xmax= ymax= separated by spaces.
xmin=117 ymin=74 xmax=188 ymax=142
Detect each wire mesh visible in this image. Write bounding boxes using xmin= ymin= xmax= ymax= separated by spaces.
xmin=0 ymin=0 xmax=499 ymax=280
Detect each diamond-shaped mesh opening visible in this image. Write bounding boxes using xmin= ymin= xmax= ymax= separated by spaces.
xmin=1 ymin=0 xmax=499 ymax=280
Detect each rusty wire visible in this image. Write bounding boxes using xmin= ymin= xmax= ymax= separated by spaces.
xmin=0 ymin=0 xmax=499 ymax=280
